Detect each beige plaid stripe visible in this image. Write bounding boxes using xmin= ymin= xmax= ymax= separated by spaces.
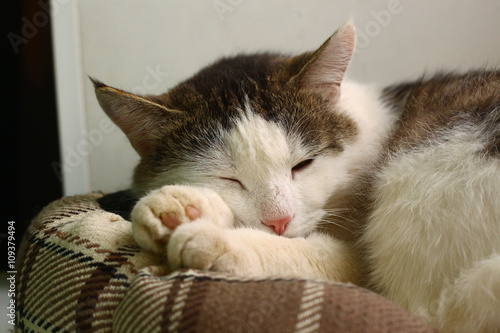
xmin=294 ymin=281 xmax=326 ymax=333
xmin=166 ymin=276 xmax=195 ymax=332
xmin=114 ymin=273 xmax=176 ymax=332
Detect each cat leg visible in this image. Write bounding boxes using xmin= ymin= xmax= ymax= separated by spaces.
xmin=131 ymin=185 xmax=234 ymax=254
xmin=168 ymin=223 xmax=360 ymax=283
xmin=436 ymin=254 xmax=500 ymax=333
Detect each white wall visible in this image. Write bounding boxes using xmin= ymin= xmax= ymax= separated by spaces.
xmin=52 ymin=0 xmax=500 ymax=195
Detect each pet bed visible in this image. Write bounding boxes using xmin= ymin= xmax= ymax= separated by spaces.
xmin=15 ymin=192 xmax=438 ymax=332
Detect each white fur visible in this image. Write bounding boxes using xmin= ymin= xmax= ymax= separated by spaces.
xmin=362 ymin=125 xmax=500 ymax=331
xmin=437 ymin=254 xmax=500 ymax=333
xmin=339 ymin=80 xmax=398 ymax=168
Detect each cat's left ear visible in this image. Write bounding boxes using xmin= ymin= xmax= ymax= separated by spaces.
xmin=290 ymin=22 xmax=356 ymax=104
xmin=90 ymin=78 xmax=185 ymax=157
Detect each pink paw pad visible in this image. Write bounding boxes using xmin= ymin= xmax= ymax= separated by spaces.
xmin=160 ymin=205 xmax=201 ymax=230
xmin=185 ymin=205 xmax=201 ymax=220
xmin=160 ymin=213 xmax=181 ymax=229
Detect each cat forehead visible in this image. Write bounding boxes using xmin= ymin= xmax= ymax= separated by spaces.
xmin=224 ymin=101 xmax=297 ymax=169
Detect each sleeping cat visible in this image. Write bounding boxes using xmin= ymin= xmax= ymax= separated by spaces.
xmin=92 ymin=23 xmax=500 ymax=333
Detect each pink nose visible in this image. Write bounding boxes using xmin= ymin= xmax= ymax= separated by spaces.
xmin=262 ymin=216 xmax=292 ymax=235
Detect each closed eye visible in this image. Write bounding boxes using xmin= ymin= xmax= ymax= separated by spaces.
xmin=220 ymin=177 xmax=246 ymax=190
xmin=292 ymin=159 xmax=314 ymax=178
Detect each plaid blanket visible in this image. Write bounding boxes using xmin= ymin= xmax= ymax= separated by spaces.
xmin=15 ymin=193 xmax=437 ymax=332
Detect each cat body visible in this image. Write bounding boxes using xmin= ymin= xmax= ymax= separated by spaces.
xmin=364 ymin=71 xmax=500 ymax=332
xmin=93 ymin=23 xmax=500 ymax=332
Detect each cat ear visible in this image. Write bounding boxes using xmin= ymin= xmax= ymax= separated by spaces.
xmin=290 ymin=22 xmax=356 ymax=103
xmin=90 ymin=77 xmax=184 ymax=157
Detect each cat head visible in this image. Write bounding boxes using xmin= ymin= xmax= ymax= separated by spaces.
xmin=93 ymin=23 xmax=363 ymax=237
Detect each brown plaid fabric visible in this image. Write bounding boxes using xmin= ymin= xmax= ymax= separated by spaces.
xmin=15 ymin=193 xmax=438 ymax=332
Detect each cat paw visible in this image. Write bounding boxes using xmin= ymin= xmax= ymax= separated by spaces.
xmin=131 ymin=185 xmax=234 ymax=254
xmin=167 ymin=221 xmax=262 ymax=276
